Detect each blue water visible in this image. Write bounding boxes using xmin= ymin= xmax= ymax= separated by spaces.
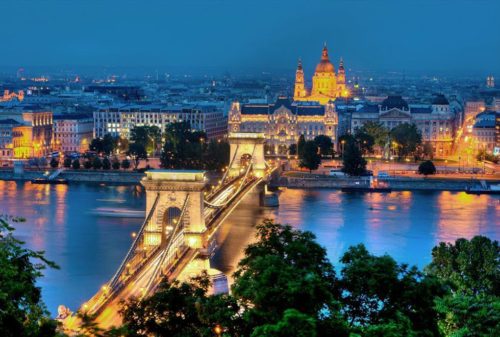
xmin=0 ymin=181 xmax=498 ymax=315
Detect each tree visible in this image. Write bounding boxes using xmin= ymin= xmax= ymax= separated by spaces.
xmin=89 ymin=138 xmax=103 ymax=153
xmin=112 ymin=158 xmax=120 ymax=170
xmin=0 ymin=217 xmax=59 ymax=337
xmin=130 ymin=125 xmax=161 ymax=156
xmin=422 ymin=142 xmax=434 ymax=160
xmin=250 ymin=309 xmax=317 ymax=337
xmin=288 ymin=144 xmax=297 ymax=156
xmin=418 ymin=160 xmax=436 ymax=176
xmin=297 ymin=135 xmax=306 ymax=159
xmin=63 ymin=157 xmax=72 ymax=168
xmin=121 ymin=159 xmax=131 ymax=170
xmin=339 ymin=244 xmax=444 ymax=336
xmin=354 ymin=129 xmax=375 ymax=155
xmin=50 ymin=157 xmax=59 ymax=168
xmin=83 ymin=160 xmax=92 ymax=169
xmin=476 ymin=148 xmax=499 ymax=164
xmin=203 ymin=139 xmax=230 ymax=171
xmin=92 ymin=157 xmax=103 ymax=170
xmin=232 ymin=220 xmax=339 ymax=332
xmin=72 ymin=159 xmax=80 ymax=170
xmin=90 ymin=134 xmax=117 ymax=155
xmin=342 ymin=140 xmax=366 ymax=176
xmin=128 ymin=143 xmax=147 ymax=170
xmin=314 ymin=135 xmax=333 ymax=157
xmin=102 ymin=157 xmax=111 ymax=170
xmin=299 ymin=141 xmax=321 ymax=172
xmin=427 ymin=236 xmax=500 ymax=337
xmin=390 ymin=123 xmax=422 ymax=159
xmin=359 ymin=121 xmax=389 ymax=149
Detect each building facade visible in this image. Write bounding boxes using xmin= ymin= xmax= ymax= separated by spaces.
xmin=294 ymin=45 xmax=348 ymax=104
xmin=351 ymin=95 xmax=456 ymax=157
xmin=12 ymin=110 xmax=53 ymax=158
xmin=0 ymin=119 xmax=20 ymax=160
xmin=93 ymin=103 xmax=227 ymax=140
xmin=53 ymin=114 xmax=93 ymax=153
xmin=472 ymin=110 xmax=498 ymax=154
xmin=228 ymin=97 xmax=337 ymax=155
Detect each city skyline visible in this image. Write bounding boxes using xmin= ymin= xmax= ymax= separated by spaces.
xmin=1 ymin=0 xmax=499 ymax=75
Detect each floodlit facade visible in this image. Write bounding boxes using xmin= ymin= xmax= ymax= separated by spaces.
xmin=228 ymin=97 xmax=337 ymax=155
xmin=472 ymin=110 xmax=498 ymax=154
xmin=293 ymin=44 xmax=348 ymax=104
xmin=12 ymin=110 xmax=53 ymax=158
xmin=53 ymin=114 xmax=93 ymax=153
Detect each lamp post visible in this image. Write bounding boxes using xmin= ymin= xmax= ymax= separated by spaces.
xmin=213 ymin=324 xmax=222 ymax=337
xmin=341 ymin=140 xmax=346 ymax=161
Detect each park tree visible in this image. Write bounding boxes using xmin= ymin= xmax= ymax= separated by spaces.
xmin=128 ymin=143 xmax=148 ymax=170
xmin=90 ymin=134 xmax=117 ymax=155
xmin=359 ymin=121 xmax=389 ymax=149
xmin=250 ymin=309 xmax=317 ymax=337
xmin=232 ymin=220 xmax=341 ymax=335
xmin=390 ymin=123 xmax=422 ymax=159
xmin=339 ymin=244 xmax=444 ymax=336
xmin=0 ymin=217 xmax=60 ymax=337
xmin=288 ymin=143 xmax=297 ymax=156
xmin=203 ymin=139 xmax=230 ymax=171
xmin=427 ymin=236 xmax=500 ymax=337
xmin=297 ymin=134 xmax=306 ymax=159
xmin=92 ymin=157 xmax=103 ymax=170
xmin=83 ymin=160 xmax=92 ymax=169
xmin=63 ymin=157 xmax=72 ymax=168
xmin=418 ymin=160 xmax=436 ymax=176
xmin=314 ymin=135 xmax=333 ymax=157
xmin=130 ymin=126 xmax=162 ymax=156
xmin=354 ymin=129 xmax=375 ymax=155
xmin=102 ymin=157 xmax=111 ymax=170
xmin=71 ymin=159 xmax=80 ymax=170
xmin=299 ymin=140 xmax=321 ymax=172
xmin=341 ymin=140 xmax=366 ymax=176
xmin=121 ymin=159 xmax=131 ymax=170
xmin=112 ymin=157 xmax=121 ymax=170
xmin=50 ymin=157 xmax=59 ymax=168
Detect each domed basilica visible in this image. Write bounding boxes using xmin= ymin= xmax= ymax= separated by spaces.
xmin=294 ymin=44 xmax=348 ymax=104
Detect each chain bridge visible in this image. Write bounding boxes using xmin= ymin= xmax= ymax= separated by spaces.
xmin=79 ymin=132 xmax=277 ymax=328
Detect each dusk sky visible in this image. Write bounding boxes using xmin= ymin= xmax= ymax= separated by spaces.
xmin=1 ymin=0 xmax=499 ymax=74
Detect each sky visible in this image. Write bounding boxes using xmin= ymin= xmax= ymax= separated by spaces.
xmin=1 ymin=0 xmax=499 ymax=75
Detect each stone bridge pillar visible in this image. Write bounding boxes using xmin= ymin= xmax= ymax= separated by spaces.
xmin=228 ymin=132 xmax=266 ymax=178
xmin=140 ymin=170 xmax=207 ymax=249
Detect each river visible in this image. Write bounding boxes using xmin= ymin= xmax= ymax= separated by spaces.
xmin=0 ymin=180 xmax=498 ymax=315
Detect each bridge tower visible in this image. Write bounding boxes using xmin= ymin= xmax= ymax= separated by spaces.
xmin=228 ymin=132 xmax=266 ymax=178
xmin=140 ymin=170 xmax=207 ymax=250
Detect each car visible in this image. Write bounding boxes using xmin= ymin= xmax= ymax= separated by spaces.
xmin=329 ymin=169 xmax=346 ymax=177
xmin=377 ymin=171 xmax=390 ymax=178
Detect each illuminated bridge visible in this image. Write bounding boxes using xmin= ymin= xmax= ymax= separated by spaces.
xmin=78 ymin=132 xmax=277 ymax=328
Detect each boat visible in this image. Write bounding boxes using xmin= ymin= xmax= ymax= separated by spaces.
xmin=31 ymin=178 xmax=68 ymax=185
xmin=465 ymin=185 xmax=500 ymax=195
xmin=341 ymin=176 xmax=392 ymax=193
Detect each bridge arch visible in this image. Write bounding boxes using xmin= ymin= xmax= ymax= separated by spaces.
xmin=228 ymin=132 xmax=266 ymax=178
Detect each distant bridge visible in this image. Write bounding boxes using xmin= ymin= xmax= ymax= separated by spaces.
xmin=79 ymin=132 xmax=276 ymax=328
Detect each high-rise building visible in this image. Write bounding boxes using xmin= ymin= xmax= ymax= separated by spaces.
xmin=486 ymin=75 xmax=495 ymax=88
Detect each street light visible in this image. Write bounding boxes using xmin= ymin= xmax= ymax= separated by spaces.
xmin=213 ymin=324 xmax=222 ymax=337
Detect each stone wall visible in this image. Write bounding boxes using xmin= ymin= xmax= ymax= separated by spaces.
xmin=0 ymin=169 xmax=145 ymax=184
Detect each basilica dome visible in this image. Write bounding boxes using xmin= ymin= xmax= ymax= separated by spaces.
xmin=315 ymin=45 xmax=335 ymax=74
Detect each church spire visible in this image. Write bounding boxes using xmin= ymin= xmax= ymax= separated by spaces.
xmin=321 ymin=43 xmax=329 ymax=61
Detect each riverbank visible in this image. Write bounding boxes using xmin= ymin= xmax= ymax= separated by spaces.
xmin=0 ymin=169 xmax=145 ymax=184
xmin=274 ymin=173 xmax=500 ymax=191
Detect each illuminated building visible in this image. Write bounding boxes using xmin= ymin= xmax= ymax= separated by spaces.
xmin=12 ymin=110 xmax=53 ymax=158
xmin=293 ymin=44 xmax=348 ymax=104
xmin=351 ymin=95 xmax=457 ymax=157
xmin=53 ymin=114 xmax=93 ymax=153
xmin=94 ymin=103 xmax=227 ymax=140
xmin=472 ymin=110 xmax=498 ymax=154
xmin=0 ymin=119 xmax=20 ymax=160
xmin=0 ymin=90 xmax=24 ymax=103
xmin=228 ymin=97 xmax=337 ymax=155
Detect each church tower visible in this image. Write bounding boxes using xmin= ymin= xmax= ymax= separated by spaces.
xmin=337 ymin=57 xmax=347 ymax=97
xmin=293 ymin=59 xmax=307 ymax=99
xmin=311 ymin=44 xmax=337 ymax=99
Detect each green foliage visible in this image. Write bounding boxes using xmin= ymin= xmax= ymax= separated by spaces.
xmin=83 ymin=160 xmax=92 ymax=169
xmin=354 ymin=129 xmax=375 ymax=154
xmin=418 ymin=160 xmax=436 ymax=175
xmin=427 ymin=236 xmax=499 ymax=296
xmin=476 ymin=149 xmax=499 ymax=164
xmin=128 ymin=143 xmax=147 ymax=169
xmin=342 ymin=139 xmax=367 ymax=176
xmin=90 ymin=134 xmax=116 ymax=155
xmin=121 ymin=159 xmax=131 ymax=170
xmin=50 ymin=157 xmax=59 ymax=168
xmin=299 ymin=140 xmax=321 ymax=172
xmin=72 ymin=159 xmax=81 ymax=170
xmin=390 ymin=123 xmax=422 ymax=158
xmin=130 ymin=126 xmax=161 ymax=155
xmin=0 ymin=217 xmax=60 ymax=337
xmin=250 ymin=309 xmax=317 ymax=337
xmin=288 ymin=143 xmax=297 ymax=156
xmin=102 ymin=157 xmax=111 ymax=170
xmin=92 ymin=157 xmax=103 ymax=170
xmin=232 ymin=220 xmax=337 ymax=330
xmin=339 ymin=244 xmax=444 ymax=336
xmin=111 ymin=158 xmax=120 ymax=170
xmin=160 ymin=122 xmax=228 ymax=170
xmin=63 ymin=157 xmax=72 ymax=168
xmin=359 ymin=121 xmax=389 ymax=148
xmin=313 ymin=135 xmax=333 ymax=156
xmin=297 ymin=134 xmax=306 ymax=159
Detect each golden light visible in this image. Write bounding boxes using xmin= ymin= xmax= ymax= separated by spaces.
xmin=131 ymin=232 xmax=137 ymax=238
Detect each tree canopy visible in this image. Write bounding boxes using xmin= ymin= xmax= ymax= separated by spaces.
xmin=341 ymin=139 xmax=367 ymax=176
xmin=390 ymin=123 xmax=422 ymax=159
xmin=298 ymin=140 xmax=321 ymax=172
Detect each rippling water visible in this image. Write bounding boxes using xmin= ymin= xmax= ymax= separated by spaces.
xmin=0 ymin=181 xmax=498 ymax=315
